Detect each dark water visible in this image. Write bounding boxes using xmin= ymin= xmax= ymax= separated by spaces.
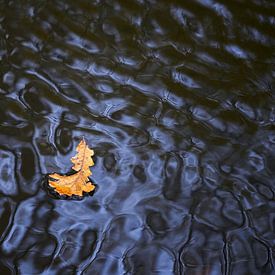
xmin=0 ymin=0 xmax=275 ymax=274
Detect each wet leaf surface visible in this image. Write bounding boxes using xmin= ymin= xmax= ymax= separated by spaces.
xmin=48 ymin=138 xmax=95 ymax=197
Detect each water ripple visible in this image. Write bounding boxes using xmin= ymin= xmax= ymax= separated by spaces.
xmin=0 ymin=0 xmax=275 ymax=274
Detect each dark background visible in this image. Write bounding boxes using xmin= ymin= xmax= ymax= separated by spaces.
xmin=0 ymin=0 xmax=275 ymax=274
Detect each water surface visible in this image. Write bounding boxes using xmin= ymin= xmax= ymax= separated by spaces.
xmin=0 ymin=0 xmax=275 ymax=274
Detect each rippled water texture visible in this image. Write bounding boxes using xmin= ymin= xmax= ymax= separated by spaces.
xmin=0 ymin=1 xmax=275 ymax=274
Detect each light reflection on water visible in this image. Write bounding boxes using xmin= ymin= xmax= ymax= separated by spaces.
xmin=0 ymin=0 xmax=275 ymax=274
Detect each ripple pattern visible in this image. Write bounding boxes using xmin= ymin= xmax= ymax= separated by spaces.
xmin=0 ymin=0 xmax=275 ymax=274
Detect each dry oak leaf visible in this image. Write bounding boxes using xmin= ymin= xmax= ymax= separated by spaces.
xmin=48 ymin=138 xmax=95 ymax=196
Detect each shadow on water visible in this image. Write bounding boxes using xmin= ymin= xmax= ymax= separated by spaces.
xmin=0 ymin=0 xmax=275 ymax=274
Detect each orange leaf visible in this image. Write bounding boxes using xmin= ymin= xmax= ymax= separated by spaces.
xmin=48 ymin=138 xmax=95 ymax=196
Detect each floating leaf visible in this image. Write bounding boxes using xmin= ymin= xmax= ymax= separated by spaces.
xmin=48 ymin=138 xmax=95 ymax=197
